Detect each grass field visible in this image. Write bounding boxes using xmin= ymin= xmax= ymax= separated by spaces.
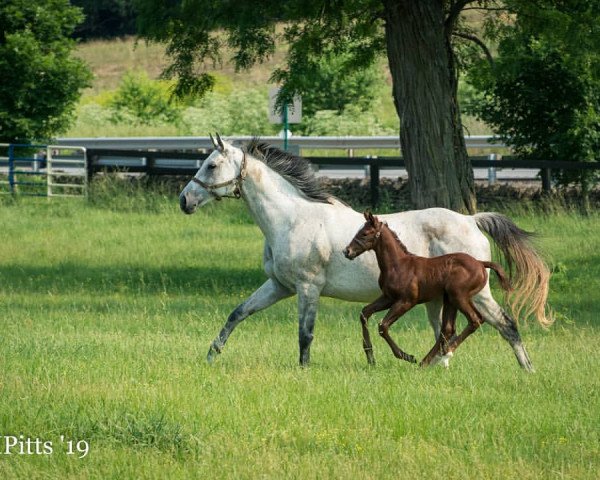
xmin=0 ymin=191 xmax=598 ymax=479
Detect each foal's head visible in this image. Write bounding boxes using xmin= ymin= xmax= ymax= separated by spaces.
xmin=343 ymin=211 xmax=384 ymax=260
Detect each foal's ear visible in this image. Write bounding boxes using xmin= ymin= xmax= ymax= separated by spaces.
xmin=363 ymin=209 xmax=375 ymax=224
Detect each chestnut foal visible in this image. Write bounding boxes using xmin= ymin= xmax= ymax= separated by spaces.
xmin=343 ymin=212 xmax=511 ymax=367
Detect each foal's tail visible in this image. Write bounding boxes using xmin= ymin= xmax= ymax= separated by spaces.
xmin=474 ymin=212 xmax=553 ymax=327
xmin=482 ymin=261 xmax=512 ymax=292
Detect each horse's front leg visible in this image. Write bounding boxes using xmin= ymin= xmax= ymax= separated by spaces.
xmin=360 ymin=295 xmax=394 ymax=365
xmin=378 ymin=301 xmax=417 ymax=364
xmin=297 ymin=283 xmax=322 ymax=367
xmin=207 ymin=278 xmax=293 ymax=363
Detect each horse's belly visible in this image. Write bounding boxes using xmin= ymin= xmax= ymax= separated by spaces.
xmin=321 ymin=255 xmax=382 ymax=302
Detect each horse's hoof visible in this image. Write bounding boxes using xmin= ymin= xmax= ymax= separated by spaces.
xmin=206 ymin=345 xmax=220 ymax=364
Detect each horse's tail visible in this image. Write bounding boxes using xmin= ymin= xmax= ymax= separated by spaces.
xmin=482 ymin=261 xmax=512 ymax=292
xmin=474 ymin=212 xmax=553 ymax=327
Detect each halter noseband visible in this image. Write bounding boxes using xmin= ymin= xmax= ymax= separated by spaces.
xmin=191 ymin=151 xmax=247 ymax=201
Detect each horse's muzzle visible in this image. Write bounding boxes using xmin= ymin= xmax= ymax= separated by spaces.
xmin=179 ymin=193 xmax=196 ymax=214
xmin=343 ymin=247 xmax=356 ymax=260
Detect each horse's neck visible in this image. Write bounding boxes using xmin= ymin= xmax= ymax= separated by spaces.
xmin=240 ymin=158 xmax=306 ymax=239
xmin=373 ymin=227 xmax=409 ymax=276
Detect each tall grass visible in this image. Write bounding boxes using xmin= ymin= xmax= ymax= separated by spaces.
xmin=0 ymin=188 xmax=597 ymax=479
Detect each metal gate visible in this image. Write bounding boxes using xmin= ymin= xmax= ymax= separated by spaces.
xmin=0 ymin=144 xmax=87 ymax=197
xmin=47 ymin=145 xmax=88 ymax=198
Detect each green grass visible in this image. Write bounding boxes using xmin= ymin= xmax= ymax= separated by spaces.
xmin=0 ymin=192 xmax=598 ymax=479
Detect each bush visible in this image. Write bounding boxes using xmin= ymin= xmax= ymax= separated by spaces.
xmin=109 ymin=71 xmax=181 ymax=126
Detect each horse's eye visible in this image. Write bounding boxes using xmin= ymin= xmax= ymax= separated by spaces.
xmin=207 ymin=163 xmax=217 ymax=170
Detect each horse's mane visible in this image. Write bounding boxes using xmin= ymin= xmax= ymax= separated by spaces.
xmin=383 ymin=223 xmax=412 ymax=255
xmin=244 ymin=138 xmax=332 ymax=203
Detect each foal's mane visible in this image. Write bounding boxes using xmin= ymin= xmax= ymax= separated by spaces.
xmin=244 ymin=138 xmax=332 ymax=203
xmin=382 ymin=222 xmax=412 ymax=255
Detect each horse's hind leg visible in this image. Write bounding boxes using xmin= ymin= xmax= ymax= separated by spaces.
xmin=473 ymin=286 xmax=535 ymax=372
xmin=425 ymin=298 xmax=453 ymax=368
xmin=421 ymin=298 xmax=457 ymax=367
xmin=360 ymin=295 xmax=394 ymax=365
xmin=207 ymin=278 xmax=294 ymax=363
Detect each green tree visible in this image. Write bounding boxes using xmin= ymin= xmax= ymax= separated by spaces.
xmin=466 ymin=1 xmax=600 ymax=192
xmin=135 ymin=0 xmax=487 ymax=212
xmin=0 ymin=0 xmax=92 ymax=143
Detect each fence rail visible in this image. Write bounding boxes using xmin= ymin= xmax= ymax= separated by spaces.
xmin=84 ymin=148 xmax=600 ymax=207
xmin=5 ymin=136 xmax=599 ymax=206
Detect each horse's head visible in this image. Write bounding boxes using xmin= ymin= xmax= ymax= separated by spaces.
xmin=343 ymin=211 xmax=384 ymax=260
xmin=179 ymin=133 xmax=247 ymax=214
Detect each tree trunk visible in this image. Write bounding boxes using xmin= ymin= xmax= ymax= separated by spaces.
xmin=383 ymin=0 xmax=476 ymax=213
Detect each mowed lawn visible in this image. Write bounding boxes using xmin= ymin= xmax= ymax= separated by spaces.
xmin=0 ymin=195 xmax=598 ymax=479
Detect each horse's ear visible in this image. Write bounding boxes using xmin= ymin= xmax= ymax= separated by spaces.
xmin=209 ymin=133 xmax=218 ymax=150
xmin=364 ymin=210 xmax=376 ymax=224
xmin=215 ymin=132 xmax=225 ymax=151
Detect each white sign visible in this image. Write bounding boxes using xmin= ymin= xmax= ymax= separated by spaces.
xmin=268 ymin=87 xmax=302 ymax=124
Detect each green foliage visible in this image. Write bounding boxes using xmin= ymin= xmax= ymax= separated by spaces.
xmin=301 ymin=105 xmax=395 ymax=136
xmin=0 ymin=0 xmax=92 ymax=142
xmin=298 ymin=52 xmax=385 ymax=117
xmin=466 ymin=1 xmax=600 ymax=190
xmin=134 ymin=0 xmax=386 ymax=107
xmin=179 ymin=88 xmax=277 ymax=136
xmin=109 ymin=71 xmax=181 ymax=126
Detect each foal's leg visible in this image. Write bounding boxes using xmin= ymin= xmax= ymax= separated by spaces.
xmin=360 ymin=295 xmax=394 ymax=365
xmin=445 ymin=299 xmax=484 ymax=355
xmin=207 ymin=278 xmax=294 ymax=363
xmin=420 ymin=299 xmax=457 ymax=367
xmin=378 ymin=301 xmax=417 ymax=364
xmin=473 ymin=285 xmax=535 ymax=372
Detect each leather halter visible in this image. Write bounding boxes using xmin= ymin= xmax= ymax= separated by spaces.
xmin=354 ymin=221 xmax=384 ymax=250
xmin=191 ymin=151 xmax=247 ymax=201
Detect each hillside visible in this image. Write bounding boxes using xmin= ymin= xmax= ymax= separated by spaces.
xmin=68 ymin=36 xmax=488 ymax=138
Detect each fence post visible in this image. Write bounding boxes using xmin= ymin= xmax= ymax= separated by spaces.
xmin=86 ymin=153 xmax=95 ymax=184
xmin=370 ymin=157 xmax=380 ymax=208
xmin=487 ymin=153 xmax=497 ymax=185
xmin=8 ymin=144 xmax=15 ymax=195
xmin=541 ymin=168 xmax=551 ymax=192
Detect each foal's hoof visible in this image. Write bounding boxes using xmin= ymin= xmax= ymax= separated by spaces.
xmin=439 ymin=351 xmax=453 ymax=368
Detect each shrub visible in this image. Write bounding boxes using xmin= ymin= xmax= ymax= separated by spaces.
xmin=109 ymin=71 xmax=181 ymax=126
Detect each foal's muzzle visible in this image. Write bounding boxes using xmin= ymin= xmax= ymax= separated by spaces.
xmin=343 ymin=247 xmax=356 ymax=260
